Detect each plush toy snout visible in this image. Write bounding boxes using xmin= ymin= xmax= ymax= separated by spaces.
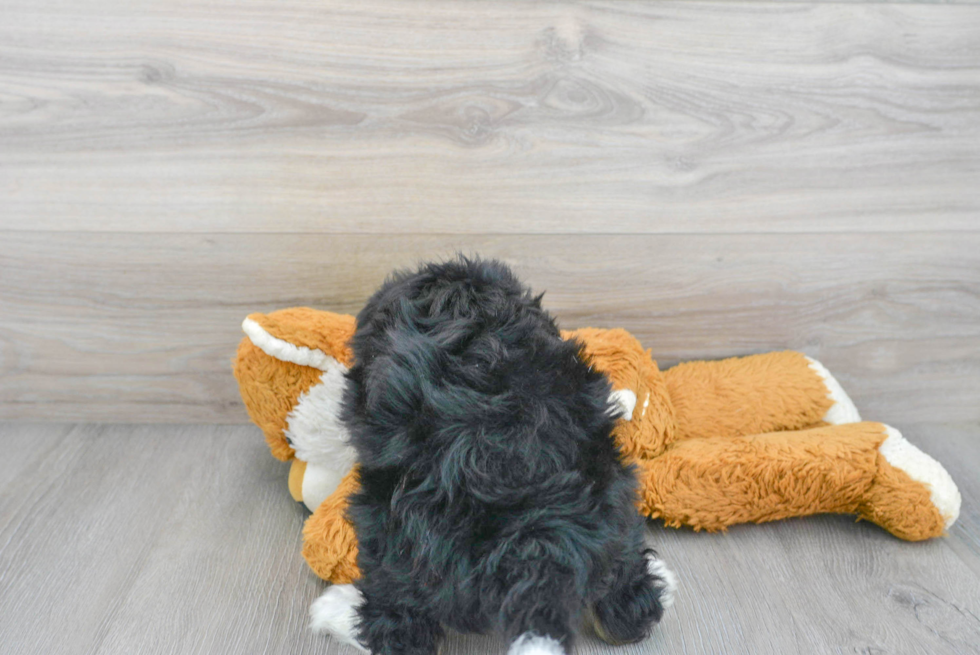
xmin=289 ymin=457 xmax=354 ymax=512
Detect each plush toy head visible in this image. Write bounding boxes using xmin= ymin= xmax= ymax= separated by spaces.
xmin=233 ymin=308 xmax=358 ymax=512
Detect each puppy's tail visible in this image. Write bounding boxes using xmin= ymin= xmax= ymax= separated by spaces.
xmin=309 ymin=583 xmax=369 ymax=653
xmin=498 ymin=553 xmax=581 ymax=655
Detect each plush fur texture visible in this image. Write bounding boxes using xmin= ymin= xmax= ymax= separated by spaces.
xmin=341 ymin=257 xmax=670 ymax=654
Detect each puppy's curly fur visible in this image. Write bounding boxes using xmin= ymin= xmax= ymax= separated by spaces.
xmin=342 ymin=256 xmax=671 ymax=655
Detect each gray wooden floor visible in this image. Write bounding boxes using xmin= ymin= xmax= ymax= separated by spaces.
xmin=1 ymin=421 xmax=978 ymax=655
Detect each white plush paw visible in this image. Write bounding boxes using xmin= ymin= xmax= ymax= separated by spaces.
xmin=508 ymin=633 xmax=565 ymax=655
xmin=879 ymin=426 xmax=961 ymax=529
xmin=805 ymin=357 xmax=861 ymax=424
xmin=646 ymin=552 xmax=678 ymax=610
xmin=310 ymin=584 xmax=369 ymax=652
xmin=608 ymin=389 xmax=637 ymax=421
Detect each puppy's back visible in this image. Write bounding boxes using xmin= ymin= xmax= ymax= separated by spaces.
xmin=343 ymin=256 xmax=636 ymax=635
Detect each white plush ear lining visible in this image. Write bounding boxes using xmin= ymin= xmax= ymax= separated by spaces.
xmin=242 ymin=317 xmax=339 ymax=371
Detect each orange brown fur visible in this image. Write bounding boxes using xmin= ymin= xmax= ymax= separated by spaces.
xmin=637 ymin=422 xmax=884 ymax=530
xmin=233 ymin=338 xmax=321 ymax=461
xmin=664 ymin=351 xmax=833 ymax=442
xmin=860 ymin=452 xmax=947 ymax=541
xmin=232 ymin=308 xmax=356 ymax=461
xmin=563 ymin=328 xmax=676 ymax=460
xmin=302 ymin=467 xmax=361 ymax=584
xmin=248 ymin=308 xmax=356 ymax=367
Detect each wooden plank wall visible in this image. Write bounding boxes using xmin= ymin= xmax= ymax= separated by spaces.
xmin=1 ymin=0 xmax=978 ymax=423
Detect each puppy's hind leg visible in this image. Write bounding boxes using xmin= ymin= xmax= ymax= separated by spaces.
xmin=310 ymin=584 xmax=369 ymax=652
xmin=590 ymin=548 xmax=676 ymax=645
xmin=356 ymin=582 xmax=444 ymax=655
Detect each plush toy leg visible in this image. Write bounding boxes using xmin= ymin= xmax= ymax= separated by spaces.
xmin=636 ymin=422 xmax=959 ymax=540
xmin=662 ymin=351 xmax=860 ymax=442
xmin=302 ymin=468 xmax=361 ymax=584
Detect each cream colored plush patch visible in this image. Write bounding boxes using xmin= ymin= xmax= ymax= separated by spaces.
xmin=285 ymin=365 xmax=357 ymax=466
xmin=609 ymin=389 xmax=637 ymax=421
xmin=805 ymin=356 xmax=861 ymax=424
xmin=301 ymin=464 xmax=351 ymax=513
xmin=282 ymin=351 xmax=358 ymax=508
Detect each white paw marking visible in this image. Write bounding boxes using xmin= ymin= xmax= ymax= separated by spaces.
xmin=509 ymin=632 xmax=564 ymax=655
xmin=880 ymin=426 xmax=961 ymax=529
xmin=646 ymin=553 xmax=678 ymax=610
xmin=609 ymin=389 xmax=637 ymax=421
xmin=309 ymin=584 xmax=369 ymax=652
xmin=805 ymin=356 xmax=861 ymax=424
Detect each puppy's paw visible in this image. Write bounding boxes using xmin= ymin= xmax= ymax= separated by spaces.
xmin=591 ymin=551 xmax=676 ymax=646
xmin=645 ymin=552 xmax=678 ymax=610
xmin=508 ymin=633 xmax=565 ymax=655
xmin=310 ymin=584 xmax=369 ymax=652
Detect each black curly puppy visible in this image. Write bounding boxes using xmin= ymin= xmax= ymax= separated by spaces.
xmin=336 ymin=256 xmax=674 ymax=655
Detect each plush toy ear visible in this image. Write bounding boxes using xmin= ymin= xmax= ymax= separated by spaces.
xmin=232 ymin=308 xmax=356 ymax=461
xmin=242 ymin=307 xmax=356 ymax=368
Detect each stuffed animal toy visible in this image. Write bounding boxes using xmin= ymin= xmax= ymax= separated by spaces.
xmin=234 ymin=307 xmax=961 ymax=587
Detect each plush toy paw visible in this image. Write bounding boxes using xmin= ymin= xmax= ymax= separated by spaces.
xmin=860 ymin=425 xmax=961 ymax=540
xmin=805 ymin=356 xmax=861 ymax=425
xmin=608 ymin=389 xmax=637 ymax=421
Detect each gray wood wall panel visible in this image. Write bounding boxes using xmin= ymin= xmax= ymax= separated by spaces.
xmin=1 ymin=0 xmax=978 ymax=234
xmin=1 ymin=0 xmax=977 ymax=424
xmin=1 ymin=231 xmax=977 ymax=423
xmin=1 ymin=423 xmax=978 ymax=655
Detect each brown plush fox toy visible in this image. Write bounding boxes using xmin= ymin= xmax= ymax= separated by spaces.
xmin=234 ymin=307 xmax=960 ymax=586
